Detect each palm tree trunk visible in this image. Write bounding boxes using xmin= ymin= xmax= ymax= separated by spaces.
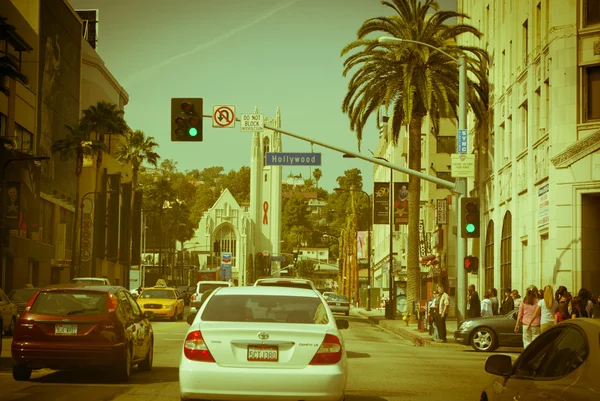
xmin=70 ymin=174 xmax=80 ymax=280
xmin=406 ymin=113 xmax=423 ymax=321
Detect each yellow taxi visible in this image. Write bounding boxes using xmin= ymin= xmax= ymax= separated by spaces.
xmin=137 ymin=280 xmax=185 ymax=321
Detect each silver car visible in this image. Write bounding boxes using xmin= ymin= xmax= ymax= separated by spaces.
xmin=326 ymin=294 xmax=350 ymax=316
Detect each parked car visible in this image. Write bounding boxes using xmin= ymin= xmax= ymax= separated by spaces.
xmin=8 ymin=287 xmax=40 ymax=319
xmin=180 ymin=286 xmax=349 ymax=401
xmin=11 ymin=284 xmax=154 ymax=382
xmin=0 ymin=288 xmax=18 ymax=336
xmin=454 ymin=308 xmax=523 ymax=352
xmin=481 ymin=318 xmax=600 ymax=401
xmin=189 ymin=281 xmax=233 ymax=312
xmin=326 ymin=294 xmax=350 ymax=316
xmin=70 ymin=277 xmax=111 ymax=286
xmin=323 ymin=292 xmax=337 ymax=300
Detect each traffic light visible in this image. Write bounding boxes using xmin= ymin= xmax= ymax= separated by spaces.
xmin=292 ymin=251 xmax=299 ymax=264
xmin=171 ymin=98 xmax=203 ymax=141
xmin=461 ymin=197 xmax=480 ymax=238
xmin=464 ymin=256 xmax=479 ymax=273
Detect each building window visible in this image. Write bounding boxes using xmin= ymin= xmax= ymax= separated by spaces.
xmin=500 ymin=211 xmax=512 ymax=291
xmin=39 ymin=199 xmax=55 ymax=245
xmin=535 ymin=2 xmax=542 ymax=51
xmin=485 ymin=220 xmax=495 ymax=291
xmin=214 ymin=225 xmax=237 ymax=267
xmin=436 ymin=172 xmax=455 ymax=189
xmin=520 ymin=102 xmax=528 ymax=151
xmin=59 ymin=208 xmax=74 ymax=251
xmin=522 ymin=19 xmax=529 ymax=65
xmin=14 ymin=124 xmax=33 ymax=153
xmin=585 ymin=0 xmax=600 ymax=26
xmin=585 ymin=65 xmax=600 ymax=121
xmin=0 ymin=113 xmax=6 ymax=137
xmin=436 ymin=136 xmax=456 ymax=154
xmin=545 ymin=81 xmax=551 ymax=130
xmin=263 ymin=136 xmax=270 ymax=166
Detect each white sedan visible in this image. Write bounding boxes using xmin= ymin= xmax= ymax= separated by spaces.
xmin=180 ymin=286 xmax=349 ymax=401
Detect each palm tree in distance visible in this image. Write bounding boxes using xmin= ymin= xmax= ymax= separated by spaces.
xmin=80 ymin=101 xmax=128 ymax=168
xmin=341 ymin=0 xmax=488 ymax=318
xmin=115 ymin=130 xmax=160 ymax=189
xmin=0 ymin=17 xmax=28 ymax=93
xmin=312 ymin=168 xmax=322 ymax=190
xmin=52 ymin=124 xmax=106 ymax=278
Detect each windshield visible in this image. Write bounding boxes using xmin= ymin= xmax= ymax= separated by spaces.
xmin=140 ymin=289 xmax=176 ymax=299
xmin=198 ymin=283 xmax=230 ymax=294
xmin=202 ymin=294 xmax=328 ymax=324
xmin=29 ymin=291 xmax=108 ymax=316
xmin=8 ymin=288 xmax=38 ymax=302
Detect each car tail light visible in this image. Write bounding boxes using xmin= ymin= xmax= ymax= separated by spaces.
xmin=107 ymin=293 xmax=118 ymax=312
xmin=309 ymin=333 xmax=342 ymax=365
xmin=327 ymin=302 xmax=335 ymax=306
xmin=23 ymin=291 xmax=40 ymax=313
xmin=190 ymin=294 xmax=196 ymax=301
xmin=183 ymin=330 xmax=215 ymax=362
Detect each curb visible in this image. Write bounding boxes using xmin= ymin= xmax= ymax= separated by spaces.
xmin=358 ymin=311 xmax=465 ymax=349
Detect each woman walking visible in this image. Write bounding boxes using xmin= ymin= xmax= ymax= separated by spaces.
xmin=534 ymin=285 xmax=558 ymax=333
xmin=515 ymin=287 xmax=541 ymax=348
xmin=554 ymin=300 xmax=570 ymax=324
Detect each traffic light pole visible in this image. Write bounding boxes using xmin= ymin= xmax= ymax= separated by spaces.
xmin=456 ymin=55 xmax=468 ymax=328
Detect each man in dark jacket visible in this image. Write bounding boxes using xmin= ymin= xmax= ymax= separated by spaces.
xmin=467 ymin=284 xmax=481 ymax=318
xmin=500 ymin=288 xmax=515 ymax=314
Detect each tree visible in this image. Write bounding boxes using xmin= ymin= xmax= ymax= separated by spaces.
xmin=296 ymin=259 xmax=316 ymax=279
xmin=341 ymin=0 xmax=488 ymax=318
xmin=0 ymin=17 xmax=28 ymax=94
xmin=312 ymin=168 xmax=322 ymax=190
xmin=52 ymin=124 xmax=106 ymax=277
xmin=114 ymin=130 xmax=160 ymax=189
xmin=80 ymin=101 xmax=128 ymax=167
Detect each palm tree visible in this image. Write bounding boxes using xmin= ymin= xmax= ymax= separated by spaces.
xmin=312 ymin=168 xmax=322 ymax=190
xmin=0 ymin=17 xmax=28 ymax=93
xmin=52 ymin=124 xmax=106 ymax=278
xmin=80 ymin=101 xmax=128 ymax=167
xmin=115 ymin=130 xmax=160 ymax=189
xmin=341 ymin=0 xmax=488 ymax=318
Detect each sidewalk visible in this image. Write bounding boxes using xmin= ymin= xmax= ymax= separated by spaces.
xmin=353 ymin=307 xmax=465 ymax=349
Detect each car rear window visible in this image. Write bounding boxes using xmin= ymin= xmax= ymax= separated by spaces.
xmin=202 ymin=294 xmax=329 ymax=324
xmin=140 ymin=289 xmax=176 ymax=299
xmin=71 ymin=279 xmax=106 ymax=285
xmin=255 ymin=281 xmax=313 ymax=290
xmin=8 ymin=288 xmax=39 ymax=302
xmin=198 ymin=283 xmax=230 ymax=294
xmin=29 ymin=291 xmax=108 ymax=316
xmin=329 ymin=295 xmax=349 ymax=302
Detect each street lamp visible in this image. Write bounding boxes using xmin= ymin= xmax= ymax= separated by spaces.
xmin=378 ymin=36 xmax=468 ymax=324
xmin=334 ymin=187 xmax=372 ymax=311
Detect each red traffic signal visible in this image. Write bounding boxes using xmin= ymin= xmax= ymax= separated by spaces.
xmin=464 ymin=256 xmax=479 ymax=273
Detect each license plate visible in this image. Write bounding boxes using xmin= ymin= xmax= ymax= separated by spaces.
xmin=55 ymin=324 xmax=77 ymax=335
xmin=247 ymin=345 xmax=278 ymax=362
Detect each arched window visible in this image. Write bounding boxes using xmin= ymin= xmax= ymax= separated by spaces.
xmin=500 ymin=211 xmax=512 ymax=290
xmin=485 ymin=220 xmax=495 ymax=291
xmin=263 ymin=136 xmax=270 ymax=166
xmin=214 ymin=225 xmax=237 ymax=267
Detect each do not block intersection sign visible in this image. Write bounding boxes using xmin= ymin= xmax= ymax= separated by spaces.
xmin=240 ymin=114 xmax=264 ymax=132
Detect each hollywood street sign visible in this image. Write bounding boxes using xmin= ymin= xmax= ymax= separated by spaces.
xmin=265 ymin=152 xmax=321 ymax=166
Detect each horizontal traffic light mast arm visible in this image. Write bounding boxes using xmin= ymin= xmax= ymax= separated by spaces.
xmin=201 ymin=115 xmax=458 ymax=191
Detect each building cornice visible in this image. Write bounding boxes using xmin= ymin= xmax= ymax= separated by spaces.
xmin=551 ymin=129 xmax=600 ymax=169
xmin=81 ymin=40 xmax=129 ymax=105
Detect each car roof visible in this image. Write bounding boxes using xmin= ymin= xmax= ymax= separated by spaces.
xmin=214 ymin=285 xmax=320 ymax=298
xmin=196 ymin=281 xmax=231 ymax=285
xmin=40 ymin=284 xmax=120 ymax=293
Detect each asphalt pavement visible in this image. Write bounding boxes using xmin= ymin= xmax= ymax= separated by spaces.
xmin=0 ymin=310 xmax=519 ymax=401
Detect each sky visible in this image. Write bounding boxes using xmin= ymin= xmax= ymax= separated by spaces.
xmin=68 ymin=0 xmax=457 ymax=192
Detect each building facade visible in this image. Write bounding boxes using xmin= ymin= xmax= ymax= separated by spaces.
xmin=458 ymin=0 xmax=600 ymax=297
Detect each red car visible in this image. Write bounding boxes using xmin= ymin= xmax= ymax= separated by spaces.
xmin=11 ymin=284 xmax=154 ymax=382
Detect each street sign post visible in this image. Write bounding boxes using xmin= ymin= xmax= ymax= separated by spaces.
xmin=451 ymin=154 xmax=475 ymax=178
xmin=265 ymin=152 xmax=321 ymax=166
xmin=457 ymin=129 xmax=468 ymax=154
xmin=213 ymin=105 xmax=236 ymax=128
xmin=221 ymin=252 xmax=232 ymax=279
xmin=240 ymin=113 xmax=264 ymax=132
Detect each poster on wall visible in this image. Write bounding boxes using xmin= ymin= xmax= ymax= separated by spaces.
xmin=373 ymin=182 xmax=390 ymax=224
xmin=394 ymin=182 xmax=409 ymax=229
xmin=356 ymin=231 xmax=368 ymax=264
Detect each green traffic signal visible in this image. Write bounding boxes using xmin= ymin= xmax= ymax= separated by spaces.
xmin=189 ymin=127 xmax=198 ymax=137
xmin=466 ymin=223 xmax=475 ymax=233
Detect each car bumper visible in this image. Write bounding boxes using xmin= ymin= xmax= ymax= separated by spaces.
xmin=12 ymin=341 xmax=126 ymax=369
xmin=453 ymin=330 xmax=471 ymax=345
xmin=141 ymin=307 xmax=176 ymax=318
xmin=179 ymin=358 xmax=347 ymax=401
xmin=329 ymin=306 xmax=350 ymax=314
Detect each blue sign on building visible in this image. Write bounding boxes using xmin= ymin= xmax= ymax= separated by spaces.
xmin=221 ymin=252 xmax=232 ymax=279
xmin=265 ymin=152 xmax=321 ymax=166
xmin=457 ymin=129 xmax=468 ymax=154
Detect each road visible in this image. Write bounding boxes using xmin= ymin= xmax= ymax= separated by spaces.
xmin=0 ymin=311 xmax=518 ymax=401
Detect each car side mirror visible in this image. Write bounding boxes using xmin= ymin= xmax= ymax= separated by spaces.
xmin=336 ymin=319 xmax=349 ymax=330
xmin=143 ymin=311 xmax=155 ymax=319
xmin=187 ymin=312 xmax=197 ymax=325
xmin=485 ymin=355 xmax=513 ymax=377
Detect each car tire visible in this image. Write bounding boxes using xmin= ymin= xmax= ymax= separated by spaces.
xmin=138 ymin=338 xmax=153 ymax=371
xmin=115 ymin=345 xmax=132 ymax=381
xmin=471 ymin=327 xmax=497 ymax=352
xmin=177 ymin=310 xmax=184 ymax=320
xmin=7 ymin=317 xmax=16 ymax=336
xmin=12 ymin=366 xmax=32 ymax=381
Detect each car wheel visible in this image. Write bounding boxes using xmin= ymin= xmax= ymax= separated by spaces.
xmin=471 ymin=327 xmax=497 ymax=352
xmin=139 ymin=338 xmax=153 ymax=371
xmin=12 ymin=366 xmax=32 ymax=381
xmin=115 ymin=345 xmax=132 ymax=381
xmin=345 ymin=311 xmax=349 ymax=316
xmin=7 ymin=317 xmax=16 ymax=336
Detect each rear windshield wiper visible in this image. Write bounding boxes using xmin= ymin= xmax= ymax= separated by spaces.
xmin=66 ymin=308 xmax=100 ymax=315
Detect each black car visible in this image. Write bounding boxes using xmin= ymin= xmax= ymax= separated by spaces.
xmin=454 ymin=309 xmax=523 ymax=352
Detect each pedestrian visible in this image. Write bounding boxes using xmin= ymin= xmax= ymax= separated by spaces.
xmin=578 ymin=289 xmax=593 ymax=316
xmin=428 ymin=289 xmax=439 ymax=340
xmin=436 ymin=284 xmax=450 ymax=343
xmin=481 ymin=293 xmax=493 ymax=317
xmin=489 ymin=288 xmax=499 ymax=315
xmin=534 ymin=285 xmax=558 ymax=333
xmin=515 ymin=287 xmax=541 ymax=348
xmin=555 ymin=286 xmax=568 ymax=302
xmin=467 ymin=284 xmax=481 ymax=318
xmin=554 ymin=300 xmax=570 ymax=324
xmin=512 ymin=289 xmax=522 ymax=308
xmin=500 ymin=288 xmax=515 ymax=314
xmin=570 ymin=297 xmax=588 ymax=318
